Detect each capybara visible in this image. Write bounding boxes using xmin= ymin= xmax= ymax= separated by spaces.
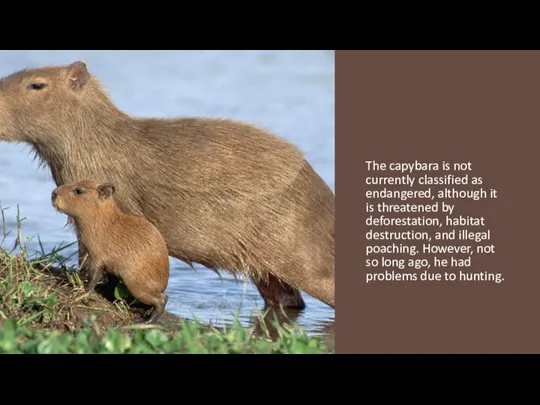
xmin=0 ymin=61 xmax=335 ymax=309
xmin=51 ymin=180 xmax=170 ymax=324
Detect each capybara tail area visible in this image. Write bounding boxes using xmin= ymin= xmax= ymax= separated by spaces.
xmin=241 ymin=162 xmax=334 ymax=304
xmin=208 ymin=161 xmax=335 ymax=307
xmin=304 ymin=273 xmax=335 ymax=308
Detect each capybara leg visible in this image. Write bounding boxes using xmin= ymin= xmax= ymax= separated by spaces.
xmin=131 ymin=292 xmax=167 ymax=324
xmin=253 ymin=274 xmax=306 ymax=310
xmin=85 ymin=264 xmax=104 ymax=294
xmin=77 ymin=241 xmax=90 ymax=279
xmin=74 ymin=264 xmax=104 ymax=302
xmin=143 ymin=308 xmax=162 ymax=324
xmin=143 ymin=293 xmax=168 ymax=324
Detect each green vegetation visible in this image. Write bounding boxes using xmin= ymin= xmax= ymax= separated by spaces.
xmin=0 ymin=317 xmax=329 ymax=354
xmin=0 ymin=204 xmax=333 ymax=354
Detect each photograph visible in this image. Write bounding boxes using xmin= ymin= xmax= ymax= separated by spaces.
xmin=0 ymin=50 xmax=335 ymax=355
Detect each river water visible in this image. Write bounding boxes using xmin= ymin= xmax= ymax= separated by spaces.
xmin=0 ymin=50 xmax=335 ymax=337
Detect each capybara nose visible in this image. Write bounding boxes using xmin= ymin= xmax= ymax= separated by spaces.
xmin=51 ymin=190 xmax=58 ymax=202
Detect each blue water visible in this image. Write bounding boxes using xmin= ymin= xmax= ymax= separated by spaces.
xmin=0 ymin=50 xmax=335 ymax=336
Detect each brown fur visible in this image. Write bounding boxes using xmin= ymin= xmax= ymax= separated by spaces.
xmin=52 ymin=180 xmax=170 ymax=324
xmin=0 ymin=61 xmax=335 ymax=309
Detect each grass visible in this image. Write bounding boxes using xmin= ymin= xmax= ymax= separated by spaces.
xmin=0 ymin=317 xmax=329 ymax=354
xmin=0 ymin=203 xmax=333 ymax=354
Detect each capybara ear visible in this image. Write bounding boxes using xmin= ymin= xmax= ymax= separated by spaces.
xmin=66 ymin=61 xmax=90 ymax=91
xmin=98 ymin=183 xmax=116 ymax=200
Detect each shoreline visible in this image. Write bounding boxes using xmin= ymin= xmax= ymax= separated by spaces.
xmin=0 ymin=211 xmax=333 ymax=354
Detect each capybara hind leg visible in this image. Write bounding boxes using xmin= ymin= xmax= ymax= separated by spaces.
xmin=131 ymin=292 xmax=167 ymax=324
xmin=253 ymin=274 xmax=306 ymax=310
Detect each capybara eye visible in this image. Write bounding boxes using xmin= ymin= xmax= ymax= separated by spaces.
xmin=73 ymin=188 xmax=85 ymax=195
xmin=29 ymin=83 xmax=47 ymax=90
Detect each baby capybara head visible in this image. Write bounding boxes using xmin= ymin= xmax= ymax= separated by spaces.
xmin=52 ymin=180 xmax=116 ymax=219
xmin=0 ymin=61 xmax=102 ymax=143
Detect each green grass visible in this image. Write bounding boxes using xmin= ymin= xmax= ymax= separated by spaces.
xmin=0 ymin=317 xmax=329 ymax=354
xmin=0 ymin=204 xmax=333 ymax=354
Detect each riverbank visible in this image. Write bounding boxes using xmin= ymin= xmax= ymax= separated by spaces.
xmin=0 ymin=208 xmax=333 ymax=354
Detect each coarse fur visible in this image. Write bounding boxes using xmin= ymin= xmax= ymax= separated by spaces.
xmin=51 ymin=180 xmax=170 ymax=324
xmin=0 ymin=61 xmax=335 ymax=309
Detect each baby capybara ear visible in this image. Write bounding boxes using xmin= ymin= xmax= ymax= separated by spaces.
xmin=66 ymin=61 xmax=90 ymax=91
xmin=98 ymin=183 xmax=116 ymax=200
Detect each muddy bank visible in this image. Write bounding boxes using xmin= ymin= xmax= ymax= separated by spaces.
xmin=0 ymin=249 xmax=191 ymax=336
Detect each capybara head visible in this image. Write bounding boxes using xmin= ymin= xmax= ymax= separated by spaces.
xmin=0 ymin=61 xmax=108 ymax=143
xmin=52 ymin=180 xmax=116 ymax=219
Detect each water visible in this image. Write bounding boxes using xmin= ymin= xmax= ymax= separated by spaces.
xmin=0 ymin=50 xmax=335 ymax=337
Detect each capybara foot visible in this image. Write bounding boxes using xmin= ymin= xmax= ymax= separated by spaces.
xmin=254 ymin=275 xmax=306 ymax=310
xmin=73 ymin=291 xmax=91 ymax=303
xmin=142 ymin=308 xmax=164 ymax=324
xmin=142 ymin=295 xmax=167 ymax=324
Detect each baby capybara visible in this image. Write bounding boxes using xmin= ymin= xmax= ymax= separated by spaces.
xmin=51 ymin=180 xmax=170 ymax=324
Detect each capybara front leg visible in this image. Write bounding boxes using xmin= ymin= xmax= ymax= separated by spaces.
xmin=253 ymin=274 xmax=306 ymax=310
xmin=74 ymin=263 xmax=105 ymax=303
xmin=85 ymin=264 xmax=104 ymax=294
xmin=138 ymin=294 xmax=168 ymax=324
xmin=77 ymin=240 xmax=90 ymax=280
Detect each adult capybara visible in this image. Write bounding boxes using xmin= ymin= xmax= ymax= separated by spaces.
xmin=0 ymin=61 xmax=335 ymax=309
xmin=52 ymin=180 xmax=170 ymax=324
